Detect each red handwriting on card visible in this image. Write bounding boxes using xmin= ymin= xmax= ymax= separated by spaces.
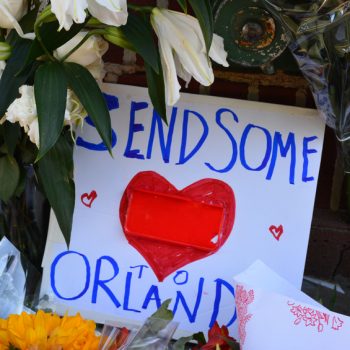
xmin=288 ymin=302 xmax=344 ymax=333
xmin=81 ymin=190 xmax=98 ymax=208
xmin=236 ymin=284 xmax=255 ymax=345
xmin=269 ymin=225 xmax=284 ymax=241
xmin=119 ymin=171 xmax=235 ymax=282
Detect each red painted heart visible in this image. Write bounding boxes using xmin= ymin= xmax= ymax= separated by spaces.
xmin=119 ymin=171 xmax=235 ymax=282
xmin=269 ymin=225 xmax=284 ymax=241
xmin=81 ymin=190 xmax=98 ymax=208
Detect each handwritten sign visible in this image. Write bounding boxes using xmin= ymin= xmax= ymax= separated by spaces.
xmin=41 ymin=84 xmax=324 ymax=336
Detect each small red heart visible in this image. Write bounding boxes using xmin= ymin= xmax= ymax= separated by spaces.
xmin=81 ymin=190 xmax=98 ymax=208
xmin=269 ymin=225 xmax=284 ymax=241
xmin=119 ymin=171 xmax=235 ymax=282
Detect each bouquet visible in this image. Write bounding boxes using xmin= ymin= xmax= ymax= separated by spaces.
xmin=0 ymin=298 xmax=241 ymax=350
xmin=0 ymin=0 xmax=228 ymax=251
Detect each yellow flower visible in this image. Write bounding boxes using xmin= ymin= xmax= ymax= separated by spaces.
xmin=0 ymin=319 xmax=9 ymax=350
xmin=0 ymin=311 xmax=100 ymax=350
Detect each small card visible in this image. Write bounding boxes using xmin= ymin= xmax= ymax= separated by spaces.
xmin=234 ymin=262 xmax=348 ymax=349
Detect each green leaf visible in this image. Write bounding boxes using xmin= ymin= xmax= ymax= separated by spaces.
xmin=36 ymin=131 xmax=75 ymax=247
xmin=193 ymin=331 xmax=206 ymax=345
xmin=63 ymin=62 xmax=112 ymax=152
xmin=0 ymin=39 xmax=37 ymax=117
xmin=144 ymin=58 xmax=167 ymax=124
xmin=121 ymin=13 xmax=159 ymax=74
xmin=188 ymin=0 xmax=213 ymax=52
xmin=222 ymin=336 xmax=241 ymax=350
xmin=21 ymin=20 xmax=87 ymax=72
xmin=34 ymin=61 xmax=67 ymax=160
xmin=177 ymin=0 xmax=188 ymax=12
xmin=0 ymin=155 xmax=20 ymax=202
xmin=173 ymin=336 xmax=196 ymax=350
xmin=4 ymin=122 xmax=20 ymax=155
xmin=150 ymin=299 xmax=174 ymax=321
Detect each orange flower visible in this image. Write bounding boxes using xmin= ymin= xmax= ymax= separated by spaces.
xmin=0 ymin=311 xmax=100 ymax=350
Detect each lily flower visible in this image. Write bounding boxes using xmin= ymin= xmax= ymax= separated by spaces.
xmin=51 ymin=0 xmax=128 ymax=31
xmin=3 ymin=86 xmax=87 ymax=148
xmin=0 ymin=0 xmax=33 ymax=39
xmin=151 ymin=8 xmax=228 ymax=106
xmin=54 ymin=31 xmax=109 ymax=81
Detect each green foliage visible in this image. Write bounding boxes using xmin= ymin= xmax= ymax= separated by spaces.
xmin=0 ymin=39 xmax=37 ymax=117
xmin=0 ymin=154 xmax=20 ymax=202
xmin=103 ymin=26 xmax=135 ymax=51
xmin=36 ymin=131 xmax=75 ymax=246
xmin=63 ymin=62 xmax=112 ymax=153
xmin=21 ymin=20 xmax=87 ymax=72
xmin=3 ymin=122 xmax=20 ymax=156
xmin=188 ymin=0 xmax=214 ymax=52
xmin=121 ymin=13 xmax=159 ymax=74
xmin=34 ymin=61 xmax=67 ymax=160
xmin=144 ymin=58 xmax=167 ymax=124
xmin=177 ymin=0 xmax=188 ymax=13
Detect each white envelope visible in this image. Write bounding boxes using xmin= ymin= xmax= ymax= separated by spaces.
xmin=234 ymin=260 xmax=323 ymax=308
xmin=234 ymin=262 xmax=347 ymax=350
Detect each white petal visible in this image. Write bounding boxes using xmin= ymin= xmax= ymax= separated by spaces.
xmin=0 ymin=0 xmax=27 ymax=28
xmin=173 ymin=53 xmax=192 ymax=88
xmin=151 ymin=9 xmax=181 ymax=106
xmin=152 ymin=9 xmax=214 ymax=87
xmin=85 ymin=59 xmax=106 ymax=81
xmin=5 ymin=85 xmax=36 ymax=125
xmin=27 ymin=119 xmax=40 ymax=148
xmin=65 ymin=89 xmax=87 ymax=126
xmin=51 ymin=0 xmax=88 ymax=30
xmin=54 ymin=31 xmax=108 ymax=66
xmin=0 ymin=3 xmax=33 ymax=39
xmin=88 ymin=0 xmax=128 ymax=27
xmin=209 ymin=34 xmax=229 ymax=67
xmin=54 ymin=32 xmax=108 ymax=81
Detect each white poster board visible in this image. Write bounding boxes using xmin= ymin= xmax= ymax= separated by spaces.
xmin=41 ymin=84 xmax=325 ymax=336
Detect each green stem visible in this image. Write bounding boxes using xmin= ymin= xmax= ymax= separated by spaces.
xmin=34 ymin=6 xmax=56 ymax=61
xmin=59 ymin=29 xmax=106 ymax=62
xmin=128 ymin=3 xmax=154 ymax=13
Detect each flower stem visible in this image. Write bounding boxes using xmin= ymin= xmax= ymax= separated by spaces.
xmin=34 ymin=6 xmax=56 ymax=61
xmin=34 ymin=26 xmax=55 ymax=61
xmin=128 ymin=3 xmax=154 ymax=13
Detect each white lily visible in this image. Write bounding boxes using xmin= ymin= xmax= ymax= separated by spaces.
xmin=3 ymin=85 xmax=87 ymax=148
xmin=54 ymin=31 xmax=109 ymax=81
xmin=51 ymin=0 xmax=128 ymax=31
xmin=151 ymin=8 xmax=228 ymax=106
xmin=0 ymin=0 xmax=34 ymax=39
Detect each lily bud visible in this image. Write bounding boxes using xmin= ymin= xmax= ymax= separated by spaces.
xmin=103 ymin=26 xmax=134 ymax=51
xmin=0 ymin=42 xmax=11 ymax=61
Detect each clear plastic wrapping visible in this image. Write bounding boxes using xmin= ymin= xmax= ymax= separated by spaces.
xmin=263 ymin=0 xmax=350 ymax=171
xmin=0 ymin=237 xmax=41 ymax=318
